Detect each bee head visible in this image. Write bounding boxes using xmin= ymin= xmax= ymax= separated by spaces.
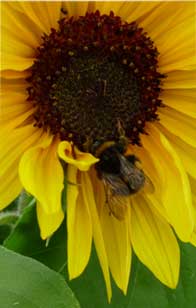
xmin=95 ymin=146 xmax=121 ymax=176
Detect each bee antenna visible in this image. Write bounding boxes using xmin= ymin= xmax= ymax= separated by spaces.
xmin=116 ymin=118 xmax=125 ymax=136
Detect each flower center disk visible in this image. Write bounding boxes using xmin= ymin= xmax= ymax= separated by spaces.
xmin=27 ymin=10 xmax=164 ymax=150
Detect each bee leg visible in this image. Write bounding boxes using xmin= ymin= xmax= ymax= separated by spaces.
xmin=103 ymin=183 xmax=112 ymax=216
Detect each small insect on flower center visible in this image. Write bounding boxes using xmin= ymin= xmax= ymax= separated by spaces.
xmin=27 ymin=10 xmax=165 ymax=150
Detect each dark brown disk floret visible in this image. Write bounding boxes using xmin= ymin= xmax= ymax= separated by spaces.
xmin=26 ymin=10 xmax=165 ymax=150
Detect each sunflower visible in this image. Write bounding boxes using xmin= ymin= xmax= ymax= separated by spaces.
xmin=0 ymin=1 xmax=196 ymax=301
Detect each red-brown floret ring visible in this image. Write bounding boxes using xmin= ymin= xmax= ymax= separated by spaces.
xmin=26 ymin=10 xmax=165 ymax=150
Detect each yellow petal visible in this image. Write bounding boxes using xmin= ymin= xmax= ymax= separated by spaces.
xmin=140 ymin=2 xmax=194 ymax=41
xmin=159 ymin=107 xmax=196 ymax=148
xmin=158 ymin=14 xmax=196 ymax=73
xmin=87 ymin=1 xmax=96 ymax=13
xmin=190 ymin=177 xmax=196 ymax=246
xmin=130 ymin=145 xmax=171 ymax=223
xmin=190 ymin=209 xmax=196 ymax=246
xmin=90 ymin=166 xmax=133 ymax=294
xmin=191 ymin=232 xmax=196 ymax=246
xmin=90 ymin=168 xmax=105 ymax=217
xmin=189 ymin=176 xmax=196 ymax=197
xmin=163 ymin=70 xmax=196 ymax=89
xmin=36 ymin=202 xmax=64 ymax=240
xmin=142 ymin=124 xmax=194 ymax=242
xmin=0 ymin=70 xmax=30 ymax=79
xmin=1 ymin=2 xmax=62 ymax=70
xmin=98 ymin=2 xmax=158 ymax=22
xmin=144 ymin=193 xmax=170 ymax=224
xmin=0 ymin=109 xmax=35 ymax=133
xmin=0 ymin=92 xmax=33 ymax=123
xmin=0 ymin=78 xmax=31 ymax=129
xmin=0 ymin=125 xmax=44 ymax=181
xmin=0 ymin=77 xmax=35 ymax=129
xmin=95 ymin=2 xmax=125 ymax=15
xmin=81 ymin=172 xmax=112 ymax=302
xmin=1 ymin=3 xmax=36 ymax=70
xmin=1 ymin=91 xmax=27 ymax=107
xmin=100 ymin=203 xmax=132 ymax=294
xmin=122 ymin=2 xmax=159 ymax=22
xmin=0 ymin=161 xmax=22 ymax=210
xmin=131 ymin=194 xmax=180 ymax=288
xmin=1 ymin=76 xmax=27 ymax=93
xmin=126 ymin=144 xmax=169 ymax=221
xmin=0 ymin=125 xmax=45 ymax=210
xmin=182 ymin=63 xmax=196 ymax=71
xmin=161 ymin=89 xmax=196 ymax=119
xmin=67 ymin=166 xmax=92 ymax=278
xmin=63 ymin=1 xmax=89 ymax=17
xmin=19 ymin=138 xmax=64 ymax=237
xmin=157 ymin=123 xmax=196 ymax=179
xmin=58 ymin=141 xmax=99 ymax=171
xmin=14 ymin=1 xmax=62 ymax=35
xmin=0 ymin=54 xmax=34 ymax=71
xmin=1 ymin=2 xmax=41 ymax=47
xmin=139 ymin=3 xmax=195 ymax=72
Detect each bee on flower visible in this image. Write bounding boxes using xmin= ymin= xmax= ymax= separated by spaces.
xmin=0 ymin=1 xmax=196 ymax=301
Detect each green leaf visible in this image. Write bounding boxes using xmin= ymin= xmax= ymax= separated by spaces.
xmin=0 ymin=225 xmax=11 ymax=244
xmin=68 ymin=243 xmax=196 ymax=308
xmin=0 ymin=246 xmax=80 ymax=308
xmin=4 ymin=204 xmax=196 ymax=307
xmin=0 ymin=191 xmax=34 ymax=243
xmin=0 ymin=212 xmax=19 ymax=225
xmin=16 ymin=190 xmax=35 ymax=211
xmin=4 ymin=203 xmax=67 ymax=273
xmin=0 ymin=210 xmax=19 ymax=244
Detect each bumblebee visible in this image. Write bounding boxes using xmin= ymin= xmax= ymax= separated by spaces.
xmin=90 ymin=125 xmax=154 ymax=220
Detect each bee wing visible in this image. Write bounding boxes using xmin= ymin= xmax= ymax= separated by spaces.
xmin=119 ymin=155 xmax=145 ymax=190
xmin=128 ymin=168 xmax=145 ymax=190
xmin=107 ymin=190 xmax=129 ymax=220
xmin=102 ymin=173 xmax=130 ymax=220
xmin=102 ymin=172 xmax=130 ymax=196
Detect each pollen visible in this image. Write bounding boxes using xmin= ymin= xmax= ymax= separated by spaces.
xmin=26 ymin=10 xmax=165 ymax=150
